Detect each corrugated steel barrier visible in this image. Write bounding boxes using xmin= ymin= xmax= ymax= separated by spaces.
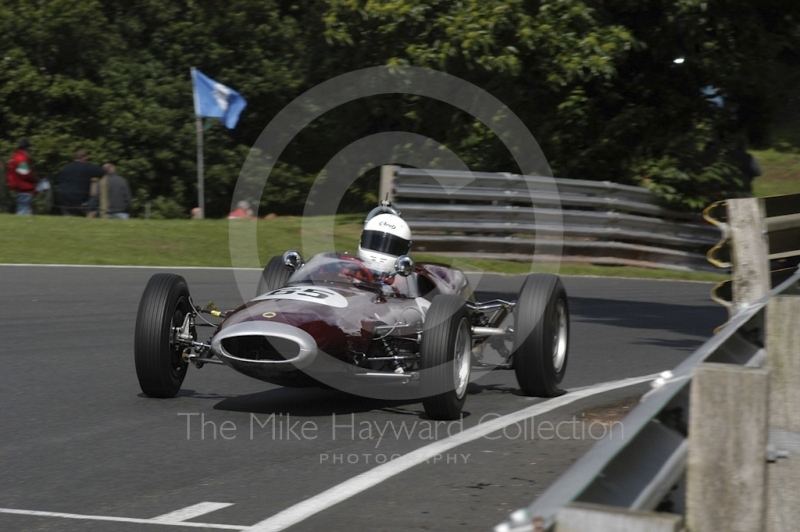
xmin=390 ymin=168 xmax=720 ymax=272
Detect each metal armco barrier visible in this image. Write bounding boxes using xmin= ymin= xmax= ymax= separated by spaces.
xmin=493 ymin=270 xmax=800 ymax=532
xmin=389 ymin=168 xmax=720 ymax=271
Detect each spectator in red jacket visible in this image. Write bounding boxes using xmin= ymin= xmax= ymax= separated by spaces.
xmin=6 ymin=139 xmax=37 ymax=215
xmin=228 ymin=200 xmax=255 ymax=219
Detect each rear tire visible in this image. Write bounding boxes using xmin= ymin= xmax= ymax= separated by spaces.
xmin=420 ymin=295 xmax=472 ymax=420
xmin=256 ymin=255 xmax=292 ymax=297
xmin=512 ymin=274 xmax=569 ymax=397
xmin=134 ymin=274 xmax=192 ymax=398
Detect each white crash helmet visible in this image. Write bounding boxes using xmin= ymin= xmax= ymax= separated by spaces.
xmin=358 ymin=211 xmax=412 ymax=274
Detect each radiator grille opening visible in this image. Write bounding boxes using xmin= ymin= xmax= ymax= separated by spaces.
xmin=220 ymin=336 xmax=300 ymax=361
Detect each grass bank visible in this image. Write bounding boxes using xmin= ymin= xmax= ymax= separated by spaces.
xmin=752 ymin=101 xmax=800 ymax=197
xmin=751 ymin=149 xmax=800 ymax=197
xmin=0 ymin=214 xmax=725 ymax=282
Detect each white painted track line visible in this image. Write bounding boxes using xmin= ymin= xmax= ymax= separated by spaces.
xmin=244 ymin=373 xmax=658 ymax=532
xmin=152 ymin=502 xmax=234 ymax=523
xmin=0 ymin=507 xmax=245 ymax=529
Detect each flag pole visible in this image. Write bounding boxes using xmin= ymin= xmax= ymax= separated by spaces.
xmin=196 ymin=116 xmax=205 ymax=219
xmin=191 ymin=67 xmax=205 ymax=219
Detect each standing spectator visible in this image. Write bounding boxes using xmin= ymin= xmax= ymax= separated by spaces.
xmin=227 ymin=200 xmax=255 ymax=219
xmin=103 ymin=163 xmax=132 ymax=219
xmin=56 ymin=149 xmax=105 ymax=215
xmin=727 ymin=138 xmax=761 ymax=198
xmin=6 ymin=139 xmax=37 ymax=215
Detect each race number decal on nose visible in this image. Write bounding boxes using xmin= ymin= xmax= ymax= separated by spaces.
xmin=255 ymin=287 xmax=348 ymax=308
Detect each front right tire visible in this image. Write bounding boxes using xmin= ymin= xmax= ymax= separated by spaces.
xmin=420 ymin=294 xmax=472 ymax=420
xmin=134 ymin=274 xmax=192 ymax=398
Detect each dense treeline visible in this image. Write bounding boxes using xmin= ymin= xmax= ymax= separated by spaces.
xmin=1 ymin=0 xmax=798 ymax=217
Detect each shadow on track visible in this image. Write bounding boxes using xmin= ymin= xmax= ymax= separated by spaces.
xmin=568 ymin=296 xmax=725 ymax=339
xmin=211 ymin=386 xmax=423 ymax=417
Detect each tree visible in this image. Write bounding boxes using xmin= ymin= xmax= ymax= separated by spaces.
xmin=319 ymin=0 xmax=800 ymax=208
xmin=0 ymin=0 xmax=306 ymax=217
xmin=1 ymin=0 xmax=798 ymax=215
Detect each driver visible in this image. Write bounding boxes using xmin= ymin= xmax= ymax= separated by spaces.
xmin=356 ymin=206 xmax=412 ymax=284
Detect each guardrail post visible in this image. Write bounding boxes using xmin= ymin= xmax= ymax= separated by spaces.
xmin=380 ymin=165 xmax=398 ymax=204
xmin=554 ymin=502 xmax=683 ymax=532
xmin=766 ymin=295 xmax=800 ymax=532
xmin=686 ymin=363 xmax=769 ymax=532
xmin=727 ymin=198 xmax=770 ymax=309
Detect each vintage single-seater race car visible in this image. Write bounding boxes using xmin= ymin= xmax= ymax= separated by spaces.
xmin=134 ymin=211 xmax=570 ymax=420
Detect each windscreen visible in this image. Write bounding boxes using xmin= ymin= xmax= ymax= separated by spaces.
xmin=287 ymin=253 xmax=369 ymax=285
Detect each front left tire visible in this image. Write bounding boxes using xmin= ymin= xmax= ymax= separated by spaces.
xmin=512 ymin=273 xmax=569 ymax=397
xmin=256 ymin=255 xmax=292 ymax=297
xmin=135 ymin=274 xmax=193 ymax=398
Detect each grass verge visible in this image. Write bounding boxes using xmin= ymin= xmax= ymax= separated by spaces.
xmin=751 ymin=149 xmax=800 ymax=197
xmin=0 ymin=214 xmax=726 ymax=282
xmin=751 ymin=98 xmax=800 ymax=197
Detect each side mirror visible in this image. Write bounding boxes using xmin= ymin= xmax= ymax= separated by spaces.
xmin=394 ymin=255 xmax=415 ymax=277
xmin=283 ymin=250 xmax=304 ymax=271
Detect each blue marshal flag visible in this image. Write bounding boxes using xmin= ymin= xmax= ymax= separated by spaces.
xmin=191 ymin=68 xmax=247 ymax=129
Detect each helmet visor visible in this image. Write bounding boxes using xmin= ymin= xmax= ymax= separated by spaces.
xmin=360 ymin=230 xmax=411 ymax=257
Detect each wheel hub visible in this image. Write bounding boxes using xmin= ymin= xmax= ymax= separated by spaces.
xmin=453 ymin=318 xmax=471 ymax=399
xmin=552 ymin=300 xmax=567 ymax=373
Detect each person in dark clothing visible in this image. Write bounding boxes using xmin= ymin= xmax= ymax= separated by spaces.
xmin=102 ymin=163 xmax=132 ymax=219
xmin=726 ymin=138 xmax=761 ymax=198
xmin=57 ymin=149 xmax=105 ymax=215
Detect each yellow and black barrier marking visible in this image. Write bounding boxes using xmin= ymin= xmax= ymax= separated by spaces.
xmin=703 ymin=200 xmax=731 ymax=269
xmin=704 ymin=200 xmax=733 ymax=314
xmin=704 ymin=194 xmax=800 ymax=319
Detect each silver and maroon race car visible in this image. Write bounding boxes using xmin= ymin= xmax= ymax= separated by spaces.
xmin=134 ymin=251 xmax=570 ymax=420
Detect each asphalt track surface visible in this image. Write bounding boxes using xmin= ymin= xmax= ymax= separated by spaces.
xmin=0 ymin=265 xmax=726 ymax=531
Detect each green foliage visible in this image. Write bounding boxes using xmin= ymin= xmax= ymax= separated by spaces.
xmin=1 ymin=0 xmax=798 ymax=215
xmin=633 ymin=155 xmax=743 ymax=210
xmin=0 ymin=0 xmax=304 ymax=217
xmin=630 ymin=118 xmax=748 ymax=209
xmin=145 ymin=177 xmax=189 ymax=219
